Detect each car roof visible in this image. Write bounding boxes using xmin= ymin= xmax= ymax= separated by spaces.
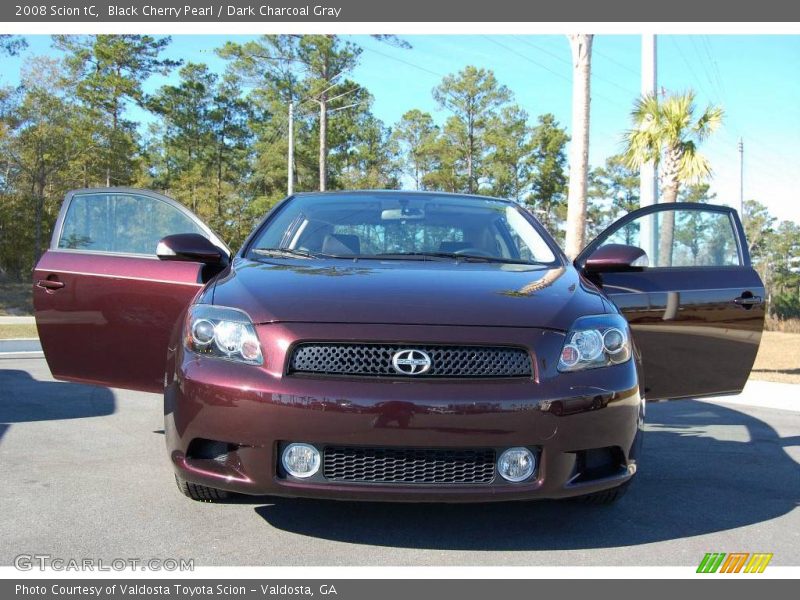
xmin=292 ymin=190 xmax=516 ymax=204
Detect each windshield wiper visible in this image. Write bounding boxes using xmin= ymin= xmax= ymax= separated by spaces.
xmin=371 ymin=252 xmax=535 ymax=265
xmin=369 ymin=252 xmax=458 ymax=262
xmin=252 ymin=248 xmax=542 ymax=266
xmin=251 ymin=247 xmax=325 ymax=259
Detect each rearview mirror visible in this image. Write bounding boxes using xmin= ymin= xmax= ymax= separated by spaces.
xmin=157 ymin=233 xmax=229 ymax=266
xmin=381 ymin=207 xmax=425 ymax=220
xmin=582 ymin=244 xmax=648 ymax=273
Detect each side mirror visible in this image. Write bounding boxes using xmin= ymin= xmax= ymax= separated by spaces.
xmin=582 ymin=244 xmax=649 ymax=273
xmin=157 ymin=233 xmax=229 ymax=266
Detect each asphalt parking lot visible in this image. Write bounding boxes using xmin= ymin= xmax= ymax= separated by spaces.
xmin=1 ymin=356 xmax=798 ymax=567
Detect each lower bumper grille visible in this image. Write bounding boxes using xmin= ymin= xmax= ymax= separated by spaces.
xmin=323 ymin=446 xmax=496 ymax=484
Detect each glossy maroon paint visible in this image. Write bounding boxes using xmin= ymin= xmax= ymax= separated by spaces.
xmin=164 ymin=321 xmax=642 ymax=501
xmin=584 ymin=243 xmax=647 ymax=272
xmin=589 ymin=267 xmax=764 ymax=399
xmin=157 ymin=233 xmax=228 ymax=265
xmin=212 ymin=258 xmax=600 ymax=330
xmin=34 ymin=250 xmax=203 ymax=392
xmin=33 ymin=190 xmax=766 ymax=502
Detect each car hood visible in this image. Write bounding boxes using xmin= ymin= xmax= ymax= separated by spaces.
xmin=210 ymin=257 xmax=606 ymax=331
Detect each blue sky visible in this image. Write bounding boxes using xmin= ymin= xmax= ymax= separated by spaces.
xmin=3 ymin=34 xmax=799 ymax=224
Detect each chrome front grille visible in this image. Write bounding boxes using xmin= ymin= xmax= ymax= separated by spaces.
xmin=288 ymin=343 xmax=532 ymax=378
xmin=323 ymin=446 xmax=496 ymax=484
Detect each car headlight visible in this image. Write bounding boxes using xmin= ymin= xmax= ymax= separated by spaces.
xmin=558 ymin=314 xmax=631 ymax=372
xmin=185 ymin=305 xmax=263 ymax=365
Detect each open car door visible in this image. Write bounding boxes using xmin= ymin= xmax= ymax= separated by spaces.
xmin=576 ymin=202 xmax=764 ymax=401
xmin=33 ymin=188 xmax=229 ymax=393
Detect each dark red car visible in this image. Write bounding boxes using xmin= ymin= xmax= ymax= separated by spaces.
xmin=33 ymin=189 xmax=764 ymax=504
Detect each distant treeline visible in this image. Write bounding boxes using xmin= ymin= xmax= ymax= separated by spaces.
xmin=0 ymin=34 xmax=797 ymax=320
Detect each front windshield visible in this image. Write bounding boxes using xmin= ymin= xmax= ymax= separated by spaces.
xmin=247 ymin=193 xmax=559 ymax=265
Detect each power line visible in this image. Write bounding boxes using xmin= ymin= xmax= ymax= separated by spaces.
xmin=669 ymin=37 xmax=715 ymax=102
xmin=484 ymin=36 xmax=571 ymax=83
xmin=363 ymin=42 xmax=514 ymax=113
xmin=512 ymin=36 xmax=570 ymax=65
xmin=665 ymin=33 xmax=757 ymax=184
xmin=689 ymin=36 xmax=723 ymax=104
xmin=593 ymin=48 xmax=640 ymax=76
xmin=512 ymin=36 xmax=639 ymax=96
xmin=702 ymin=36 xmax=728 ymax=102
xmin=483 ymin=36 xmax=630 ymax=109
xmin=361 ymin=45 xmax=445 ymax=79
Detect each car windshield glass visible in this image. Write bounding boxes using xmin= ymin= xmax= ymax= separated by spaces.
xmin=247 ymin=193 xmax=559 ymax=265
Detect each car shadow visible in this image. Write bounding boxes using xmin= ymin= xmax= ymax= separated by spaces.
xmin=0 ymin=369 xmax=115 ymax=443
xmin=251 ymin=400 xmax=800 ymax=550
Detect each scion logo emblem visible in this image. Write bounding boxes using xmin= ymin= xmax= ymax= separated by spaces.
xmin=391 ymin=349 xmax=432 ymax=376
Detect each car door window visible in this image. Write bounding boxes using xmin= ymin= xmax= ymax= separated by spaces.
xmin=596 ymin=207 xmax=741 ymax=267
xmin=58 ymin=191 xmax=205 ymax=255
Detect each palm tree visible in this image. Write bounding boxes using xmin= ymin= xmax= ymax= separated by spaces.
xmin=623 ymin=90 xmax=723 ymax=265
xmin=564 ymin=34 xmax=593 ymax=260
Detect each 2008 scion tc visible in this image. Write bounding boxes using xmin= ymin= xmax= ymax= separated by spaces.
xmin=33 ymin=189 xmax=765 ymax=503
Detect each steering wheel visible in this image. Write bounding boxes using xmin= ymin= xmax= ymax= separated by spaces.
xmin=454 ymin=247 xmax=495 ymax=258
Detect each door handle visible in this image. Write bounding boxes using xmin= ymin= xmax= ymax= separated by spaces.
xmin=733 ymin=294 xmax=762 ymax=307
xmin=36 ymin=279 xmax=65 ymax=291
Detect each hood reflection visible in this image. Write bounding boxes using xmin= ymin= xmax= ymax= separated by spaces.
xmin=499 ymin=267 xmax=566 ymax=297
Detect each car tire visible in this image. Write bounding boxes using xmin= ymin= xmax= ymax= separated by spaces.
xmin=578 ymin=480 xmax=631 ymax=505
xmin=175 ymin=474 xmax=230 ymax=502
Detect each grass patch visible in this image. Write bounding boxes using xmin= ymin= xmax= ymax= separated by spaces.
xmin=765 ymin=316 xmax=800 ymax=333
xmin=0 ymin=323 xmax=38 ymax=339
xmin=0 ymin=283 xmax=33 ymax=316
xmin=751 ymin=331 xmax=800 ymax=384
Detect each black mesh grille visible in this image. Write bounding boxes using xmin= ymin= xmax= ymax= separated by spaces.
xmin=289 ymin=343 xmax=532 ymax=378
xmin=323 ymin=446 xmax=496 ymax=484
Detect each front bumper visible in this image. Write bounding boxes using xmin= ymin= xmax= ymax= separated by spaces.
xmin=165 ymin=323 xmax=643 ymax=502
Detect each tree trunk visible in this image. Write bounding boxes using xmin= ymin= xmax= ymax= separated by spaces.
xmin=108 ymin=101 xmax=118 ymax=188
xmin=319 ymin=99 xmax=327 ymax=191
xmin=217 ymin=130 xmax=225 ymax=220
xmin=33 ymin=176 xmax=45 ymax=266
xmin=564 ymin=34 xmax=593 ymax=260
xmin=657 ymin=147 xmax=681 ymax=266
xmin=467 ymin=114 xmax=475 ymax=193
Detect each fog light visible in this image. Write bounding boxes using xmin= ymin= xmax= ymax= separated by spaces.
xmin=282 ymin=443 xmax=320 ymax=478
xmin=497 ymin=447 xmax=536 ymax=482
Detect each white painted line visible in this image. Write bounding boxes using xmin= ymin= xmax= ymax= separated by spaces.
xmin=0 ymin=352 xmax=44 ymax=359
xmin=0 ymin=316 xmax=35 ymax=324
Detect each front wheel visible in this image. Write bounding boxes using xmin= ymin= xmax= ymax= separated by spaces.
xmin=175 ymin=474 xmax=230 ymax=502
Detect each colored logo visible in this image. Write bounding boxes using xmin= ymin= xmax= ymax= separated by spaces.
xmin=697 ymin=552 xmax=773 ymax=573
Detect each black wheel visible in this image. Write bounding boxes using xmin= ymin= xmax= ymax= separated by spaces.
xmin=175 ymin=474 xmax=230 ymax=502
xmin=578 ymin=480 xmax=631 ymax=505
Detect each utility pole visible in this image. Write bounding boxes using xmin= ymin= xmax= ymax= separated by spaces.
xmin=640 ymin=34 xmax=658 ymax=262
xmin=738 ymin=137 xmax=744 ymax=216
xmin=287 ymin=101 xmax=294 ymax=196
xmin=319 ymin=98 xmax=327 ymax=191
xmin=564 ymin=34 xmax=593 ymax=260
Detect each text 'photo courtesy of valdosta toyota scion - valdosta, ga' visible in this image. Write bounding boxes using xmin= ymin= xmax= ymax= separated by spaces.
xmin=33 ymin=188 xmax=765 ymax=504
xmin=15 ymin=584 xmax=337 ymax=596
xmin=101 ymin=4 xmax=344 ymax=18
